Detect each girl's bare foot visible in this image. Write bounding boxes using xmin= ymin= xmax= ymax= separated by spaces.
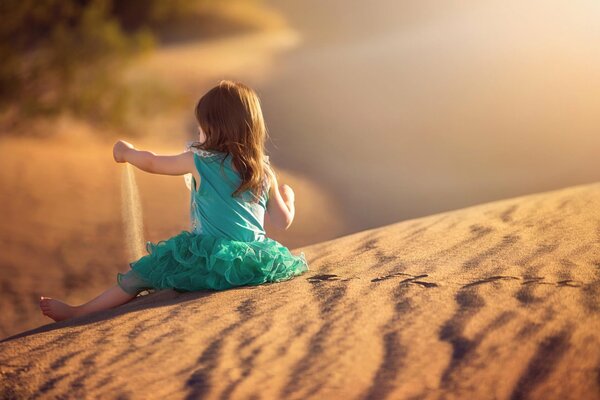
xmin=39 ymin=296 xmax=78 ymax=322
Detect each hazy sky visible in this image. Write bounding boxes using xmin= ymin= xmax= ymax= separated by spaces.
xmin=260 ymin=0 xmax=600 ymax=232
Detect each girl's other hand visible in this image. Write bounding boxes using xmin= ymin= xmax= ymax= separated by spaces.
xmin=113 ymin=140 xmax=135 ymax=163
xmin=279 ymin=184 xmax=295 ymax=204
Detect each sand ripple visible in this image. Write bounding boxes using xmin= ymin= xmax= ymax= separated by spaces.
xmin=1 ymin=182 xmax=599 ymax=399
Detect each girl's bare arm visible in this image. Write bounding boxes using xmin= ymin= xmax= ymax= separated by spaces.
xmin=266 ymin=168 xmax=295 ymax=231
xmin=113 ymin=140 xmax=194 ymax=176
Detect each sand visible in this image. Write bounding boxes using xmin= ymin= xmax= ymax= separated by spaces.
xmin=2 ymin=2 xmax=599 ymax=398
xmin=0 ymin=128 xmax=344 ymax=341
xmin=0 ymin=2 xmax=346 ymax=341
xmin=1 ymin=182 xmax=599 ymax=399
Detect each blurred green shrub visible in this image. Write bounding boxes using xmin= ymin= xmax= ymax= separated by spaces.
xmin=0 ymin=0 xmax=200 ymax=134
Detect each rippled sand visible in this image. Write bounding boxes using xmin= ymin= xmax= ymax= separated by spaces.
xmin=1 ymin=182 xmax=598 ymax=399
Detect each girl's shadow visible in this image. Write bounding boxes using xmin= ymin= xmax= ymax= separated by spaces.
xmin=0 ymin=286 xmax=256 ymax=343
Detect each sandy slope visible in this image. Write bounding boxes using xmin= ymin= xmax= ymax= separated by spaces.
xmin=0 ymin=129 xmax=344 ymax=340
xmin=0 ymin=3 xmax=347 ymax=340
xmin=1 ymin=182 xmax=598 ymax=399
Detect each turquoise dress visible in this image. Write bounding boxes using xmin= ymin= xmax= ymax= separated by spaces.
xmin=116 ymin=144 xmax=309 ymax=295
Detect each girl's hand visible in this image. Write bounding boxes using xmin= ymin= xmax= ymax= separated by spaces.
xmin=279 ymin=184 xmax=295 ymax=204
xmin=113 ymin=140 xmax=135 ymax=163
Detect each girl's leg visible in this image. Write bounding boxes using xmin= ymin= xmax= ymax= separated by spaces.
xmin=40 ymin=284 xmax=137 ymax=322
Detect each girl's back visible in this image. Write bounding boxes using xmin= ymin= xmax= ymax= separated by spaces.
xmin=186 ymin=144 xmax=271 ymax=242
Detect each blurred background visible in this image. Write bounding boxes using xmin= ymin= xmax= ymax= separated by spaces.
xmin=1 ymin=0 xmax=598 ymax=338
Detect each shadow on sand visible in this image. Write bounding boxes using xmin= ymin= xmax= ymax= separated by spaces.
xmin=0 ymin=284 xmax=262 ymax=344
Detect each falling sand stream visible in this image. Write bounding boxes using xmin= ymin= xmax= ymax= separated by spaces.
xmin=120 ymin=163 xmax=146 ymax=262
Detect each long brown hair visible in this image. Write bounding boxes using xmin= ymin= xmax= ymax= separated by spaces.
xmin=191 ymin=80 xmax=273 ymax=202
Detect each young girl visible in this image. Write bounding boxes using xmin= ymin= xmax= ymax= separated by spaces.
xmin=39 ymin=80 xmax=309 ymax=322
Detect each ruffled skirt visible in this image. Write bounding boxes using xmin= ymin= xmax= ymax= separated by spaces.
xmin=117 ymin=231 xmax=309 ymax=295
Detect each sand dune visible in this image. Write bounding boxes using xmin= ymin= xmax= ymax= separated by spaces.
xmin=0 ymin=130 xmax=345 ymax=340
xmin=1 ymin=182 xmax=598 ymax=399
xmin=0 ymin=4 xmax=349 ymax=342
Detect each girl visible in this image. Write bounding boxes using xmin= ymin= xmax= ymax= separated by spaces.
xmin=39 ymin=80 xmax=309 ymax=322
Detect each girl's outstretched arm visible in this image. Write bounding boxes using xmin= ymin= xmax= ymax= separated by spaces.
xmin=113 ymin=140 xmax=194 ymax=176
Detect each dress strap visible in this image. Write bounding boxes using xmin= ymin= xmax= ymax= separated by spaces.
xmin=186 ymin=141 xmax=271 ymax=165
xmin=186 ymin=141 xmax=221 ymax=158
